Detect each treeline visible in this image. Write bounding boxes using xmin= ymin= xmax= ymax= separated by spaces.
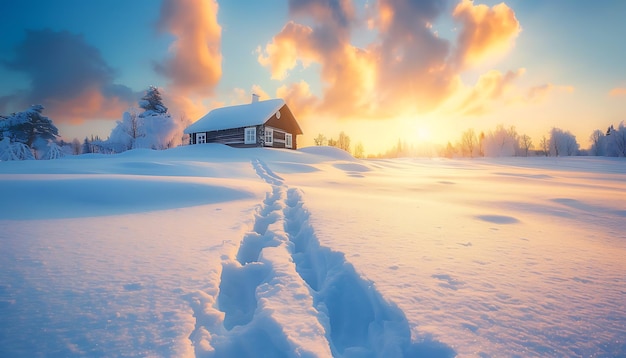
xmin=0 ymin=86 xmax=190 ymax=161
xmin=313 ymin=132 xmax=365 ymax=158
xmin=440 ymin=123 xmax=626 ymax=158
xmin=316 ymin=122 xmax=626 ymax=160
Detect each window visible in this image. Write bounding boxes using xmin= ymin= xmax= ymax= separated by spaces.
xmin=264 ymin=128 xmax=273 ymax=146
xmin=244 ymin=127 xmax=256 ymax=144
xmin=285 ymin=133 xmax=293 ymax=148
xmin=196 ymin=133 xmax=206 ymax=144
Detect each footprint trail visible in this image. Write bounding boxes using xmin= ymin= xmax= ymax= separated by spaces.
xmin=185 ymin=158 xmax=455 ymax=357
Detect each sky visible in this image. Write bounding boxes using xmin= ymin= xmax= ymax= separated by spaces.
xmin=1 ymin=0 xmax=625 ymax=154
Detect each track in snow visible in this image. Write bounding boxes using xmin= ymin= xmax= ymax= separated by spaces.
xmin=186 ymin=159 xmax=455 ymax=357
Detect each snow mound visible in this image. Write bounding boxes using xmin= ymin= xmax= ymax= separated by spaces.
xmin=0 ymin=177 xmax=253 ymax=219
xmin=333 ymin=163 xmax=371 ymax=173
xmin=299 ymin=146 xmax=356 ymax=161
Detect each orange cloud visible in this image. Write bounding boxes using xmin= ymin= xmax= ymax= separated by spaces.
xmin=257 ymin=22 xmax=316 ymax=80
xmin=163 ymin=91 xmax=211 ymax=123
xmin=44 ymin=86 xmax=131 ymax=124
xmin=155 ymin=0 xmax=222 ymax=95
xmin=452 ymin=0 xmax=521 ymax=68
xmin=277 ymin=80 xmax=320 ymax=118
xmin=609 ymin=87 xmax=626 ymax=96
xmin=526 ymin=83 xmax=574 ymax=103
xmin=259 ymin=0 xmax=525 ymax=122
xmin=455 ymin=69 xmax=575 ymax=116
xmin=251 ymin=85 xmax=271 ymax=101
xmin=259 ymin=0 xmax=459 ymax=120
xmin=457 ymin=69 xmax=525 ymax=116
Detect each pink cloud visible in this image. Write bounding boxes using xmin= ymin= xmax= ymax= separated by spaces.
xmin=44 ymin=86 xmax=131 ymax=124
xmin=609 ymin=87 xmax=626 ymax=97
xmin=0 ymin=29 xmax=137 ymax=124
xmin=526 ymin=83 xmax=574 ymax=103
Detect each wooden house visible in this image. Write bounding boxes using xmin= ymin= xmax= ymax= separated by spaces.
xmin=184 ymin=95 xmax=303 ymax=149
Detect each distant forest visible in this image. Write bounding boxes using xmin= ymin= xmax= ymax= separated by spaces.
xmin=315 ymin=123 xmax=626 ymax=159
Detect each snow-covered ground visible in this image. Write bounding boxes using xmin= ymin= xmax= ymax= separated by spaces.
xmin=1 ymin=145 xmax=625 ymax=357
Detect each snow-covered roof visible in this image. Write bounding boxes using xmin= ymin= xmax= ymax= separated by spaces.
xmin=184 ymin=98 xmax=286 ymax=134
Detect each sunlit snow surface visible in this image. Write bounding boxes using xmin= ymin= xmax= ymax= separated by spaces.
xmin=1 ymin=144 xmax=625 ymax=357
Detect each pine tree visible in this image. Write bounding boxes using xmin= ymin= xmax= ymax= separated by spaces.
xmin=0 ymin=105 xmax=59 ymax=147
xmin=138 ymin=86 xmax=168 ymax=117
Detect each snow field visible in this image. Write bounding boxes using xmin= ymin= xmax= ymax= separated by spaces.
xmin=1 ymin=145 xmax=625 ymax=357
xmin=282 ymin=155 xmax=626 ymax=356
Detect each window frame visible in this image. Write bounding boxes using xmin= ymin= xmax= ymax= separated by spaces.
xmin=285 ymin=133 xmax=293 ymax=148
xmin=196 ymin=133 xmax=206 ymax=144
xmin=264 ymin=127 xmax=273 ymax=146
xmin=244 ymin=127 xmax=257 ymax=145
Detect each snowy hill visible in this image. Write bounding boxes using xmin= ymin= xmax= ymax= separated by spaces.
xmin=1 ymin=145 xmax=625 ymax=357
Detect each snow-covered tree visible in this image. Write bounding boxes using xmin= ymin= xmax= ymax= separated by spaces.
xmin=589 ymin=129 xmax=606 ymax=156
xmin=42 ymin=142 xmax=65 ymax=160
xmin=549 ymin=128 xmax=579 ymax=156
xmin=135 ymin=112 xmax=180 ymax=149
xmin=106 ymin=111 xmax=137 ymax=152
xmin=483 ymin=125 xmax=519 ymax=157
xmin=606 ymin=122 xmax=626 ymax=157
xmin=138 ymin=86 xmax=168 ymax=117
xmin=0 ymin=105 xmax=60 ymax=160
xmin=0 ymin=105 xmax=59 ymax=147
xmin=82 ymin=137 xmax=93 ymax=154
xmin=101 ymin=86 xmax=187 ymax=152
xmin=0 ymin=137 xmax=35 ymax=161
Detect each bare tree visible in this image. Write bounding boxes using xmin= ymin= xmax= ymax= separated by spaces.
xmin=337 ymin=131 xmax=351 ymax=152
xmin=478 ymin=131 xmax=485 ymax=157
xmin=460 ymin=129 xmax=477 ymax=157
xmin=314 ymin=133 xmax=327 ymax=146
xmin=539 ymin=135 xmax=549 ymax=156
xmin=519 ymin=134 xmax=533 ymax=157
xmin=442 ymin=141 xmax=456 ymax=158
xmin=128 ymin=110 xmax=140 ymax=144
xmin=71 ymin=138 xmax=81 ymax=155
xmin=353 ymin=142 xmax=365 ymax=158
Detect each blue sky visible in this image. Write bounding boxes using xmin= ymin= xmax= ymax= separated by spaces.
xmin=1 ymin=0 xmax=625 ymax=152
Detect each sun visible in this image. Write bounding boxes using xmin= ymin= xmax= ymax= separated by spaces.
xmin=415 ymin=126 xmax=432 ymax=142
